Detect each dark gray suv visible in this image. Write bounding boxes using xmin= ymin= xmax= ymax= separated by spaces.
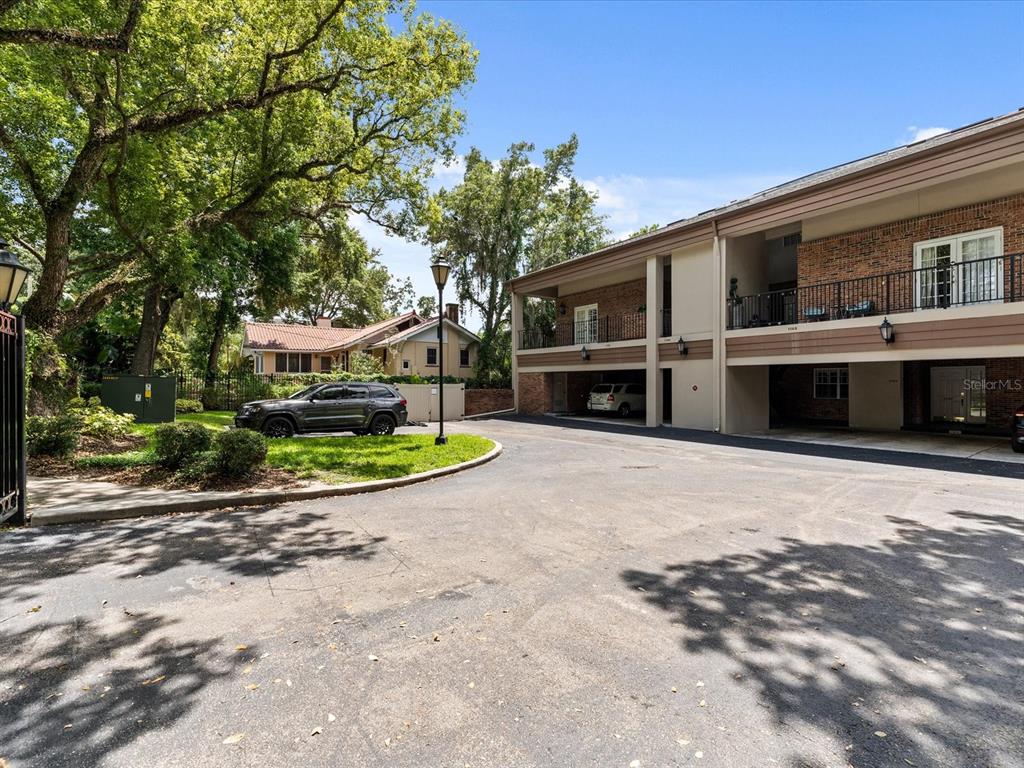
xmin=234 ymin=382 xmax=408 ymax=437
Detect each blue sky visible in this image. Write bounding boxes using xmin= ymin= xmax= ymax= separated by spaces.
xmin=357 ymin=0 xmax=1024 ymax=328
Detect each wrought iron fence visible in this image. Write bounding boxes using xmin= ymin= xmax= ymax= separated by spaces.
xmin=518 ymin=312 xmax=647 ymax=350
xmin=0 ymin=309 xmax=26 ymax=525
xmin=727 ymin=252 xmax=1023 ymax=329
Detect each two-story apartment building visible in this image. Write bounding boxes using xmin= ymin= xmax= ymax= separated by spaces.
xmin=510 ymin=109 xmax=1024 ymax=440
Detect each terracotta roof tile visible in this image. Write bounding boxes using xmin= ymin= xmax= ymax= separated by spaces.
xmin=243 ymin=322 xmax=360 ymax=352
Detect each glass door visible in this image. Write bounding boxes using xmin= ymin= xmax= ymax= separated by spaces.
xmin=574 ymin=304 xmax=598 ymax=344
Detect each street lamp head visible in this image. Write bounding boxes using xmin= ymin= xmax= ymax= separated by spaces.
xmin=0 ymin=239 xmax=28 ymax=310
xmin=430 ymin=257 xmax=451 ymax=290
xmin=879 ymin=317 xmax=895 ymax=345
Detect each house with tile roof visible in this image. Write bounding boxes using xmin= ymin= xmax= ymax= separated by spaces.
xmin=241 ymin=304 xmax=480 ymax=378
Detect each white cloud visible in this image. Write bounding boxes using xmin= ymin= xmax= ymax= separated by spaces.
xmin=429 ymin=155 xmax=466 ymax=186
xmin=582 ymin=172 xmax=792 ymax=243
xmin=904 ymin=125 xmax=949 ymax=144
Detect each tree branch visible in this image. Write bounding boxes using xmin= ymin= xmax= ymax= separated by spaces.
xmin=0 ymin=0 xmax=143 ymax=52
xmin=0 ymin=123 xmax=47 ymax=205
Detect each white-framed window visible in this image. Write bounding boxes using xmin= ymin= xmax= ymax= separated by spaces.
xmin=459 ymin=347 xmax=470 ymax=367
xmin=814 ymin=367 xmax=848 ymax=400
xmin=402 ymin=359 xmax=411 ymax=371
xmin=426 ymin=347 xmax=438 ymax=366
xmin=253 ymin=354 xmax=264 ymax=374
xmin=574 ymin=303 xmax=598 ymax=344
xmin=913 ymin=227 xmax=1003 ymax=309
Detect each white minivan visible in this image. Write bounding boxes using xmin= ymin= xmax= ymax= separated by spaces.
xmin=587 ymin=383 xmax=645 ymax=417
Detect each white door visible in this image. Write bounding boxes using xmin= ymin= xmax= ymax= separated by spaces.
xmin=574 ymin=304 xmax=598 ymax=344
xmin=914 ymin=228 xmax=1003 ymax=309
xmin=930 ymin=366 xmax=986 ymax=424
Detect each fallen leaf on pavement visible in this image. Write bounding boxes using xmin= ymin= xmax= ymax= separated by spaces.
xmin=328 ymin=713 xmax=336 ymax=722
xmin=367 ymin=654 xmax=379 ymax=662
xmin=234 ymin=644 xmax=248 ymax=652
xmin=27 ymin=606 xmax=41 ymax=613
xmin=310 ymin=728 xmax=322 ymax=736
xmin=141 ymin=675 xmax=165 ymax=686
xmin=875 ymin=731 xmax=887 ymax=738
xmin=222 ymin=733 xmax=244 ymax=745
xmin=245 ymin=684 xmax=259 ymax=691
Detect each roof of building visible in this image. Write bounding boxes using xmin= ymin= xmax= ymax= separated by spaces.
xmin=243 ymin=322 xmax=361 ymax=352
xmin=511 ymin=106 xmax=1024 ymax=287
xmin=325 ymin=310 xmax=422 ymax=350
xmin=369 ymin=316 xmax=481 ymax=347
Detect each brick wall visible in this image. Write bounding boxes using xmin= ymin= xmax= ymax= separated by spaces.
xmin=517 ymin=372 xmax=552 ymax=414
xmin=903 ymin=357 xmax=1024 ymax=433
xmin=771 ymin=364 xmax=849 ymax=426
xmin=556 ymin=279 xmax=647 ymax=339
xmin=465 ymin=388 xmax=514 ymax=415
xmin=798 ymin=193 xmax=1024 ymax=287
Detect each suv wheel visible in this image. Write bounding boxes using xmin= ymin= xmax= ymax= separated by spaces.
xmin=617 ymin=402 xmax=631 ymax=418
xmin=1013 ymin=439 xmax=1024 ymax=453
xmin=262 ymin=416 xmax=295 ymax=438
xmin=368 ymin=414 xmax=396 ymax=436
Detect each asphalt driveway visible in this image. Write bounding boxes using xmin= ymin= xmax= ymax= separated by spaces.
xmin=1 ymin=417 xmax=1021 ymax=768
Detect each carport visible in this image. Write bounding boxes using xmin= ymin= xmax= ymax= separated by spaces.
xmin=551 ymin=369 xmax=645 ymax=415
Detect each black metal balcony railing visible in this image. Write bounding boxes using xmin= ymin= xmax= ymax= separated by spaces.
xmin=518 ymin=312 xmax=646 ymax=350
xmin=727 ymin=253 xmax=1024 ymax=330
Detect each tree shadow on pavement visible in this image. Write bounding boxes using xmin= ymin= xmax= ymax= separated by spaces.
xmin=621 ymin=511 xmax=1024 ymax=768
xmin=0 ymin=611 xmax=251 ymax=768
xmin=0 ymin=506 xmax=388 ymax=604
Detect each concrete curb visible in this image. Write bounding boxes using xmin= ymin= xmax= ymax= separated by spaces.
xmin=29 ymin=441 xmax=503 ymax=527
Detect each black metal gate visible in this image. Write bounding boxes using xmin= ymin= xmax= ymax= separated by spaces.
xmin=0 ymin=308 xmax=26 ymax=524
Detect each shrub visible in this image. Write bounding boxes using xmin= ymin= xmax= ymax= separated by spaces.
xmin=67 ymin=397 xmax=135 ymax=440
xmin=175 ymin=398 xmax=204 ymax=414
xmin=176 ymin=450 xmax=220 ymax=483
xmin=153 ymin=423 xmax=212 ymax=470
xmin=212 ymin=429 xmax=267 ymax=478
xmin=27 ymin=414 xmax=82 ymax=457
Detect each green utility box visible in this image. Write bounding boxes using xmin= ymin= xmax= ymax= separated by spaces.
xmin=100 ymin=374 xmax=177 ymax=424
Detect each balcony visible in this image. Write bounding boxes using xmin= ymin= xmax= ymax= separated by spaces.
xmin=727 ymin=253 xmax=1024 ymax=330
xmin=518 ymin=312 xmax=646 ymax=350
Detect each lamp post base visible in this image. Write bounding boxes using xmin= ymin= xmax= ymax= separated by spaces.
xmin=435 ymin=434 xmax=448 ymax=446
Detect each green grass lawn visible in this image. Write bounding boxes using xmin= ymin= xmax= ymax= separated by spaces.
xmin=77 ymin=411 xmax=494 ymax=484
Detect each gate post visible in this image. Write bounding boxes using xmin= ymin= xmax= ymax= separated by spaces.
xmin=15 ymin=313 xmax=25 ymax=524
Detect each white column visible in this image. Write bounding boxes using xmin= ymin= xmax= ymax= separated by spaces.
xmin=645 ymin=255 xmax=659 ymax=427
xmin=511 ymin=290 xmax=523 ymax=412
xmin=713 ymin=232 xmax=725 ymax=432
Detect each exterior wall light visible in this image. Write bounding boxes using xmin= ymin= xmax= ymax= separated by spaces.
xmin=879 ymin=317 xmax=895 ymax=345
xmin=677 ymin=336 xmax=687 ymax=356
xmin=580 ymin=345 xmax=590 ymax=361
xmin=558 ymin=302 xmax=567 ymax=316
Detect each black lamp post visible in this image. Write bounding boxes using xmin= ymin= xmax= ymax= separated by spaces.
xmin=0 ymin=240 xmax=29 ymax=310
xmin=430 ymin=257 xmax=451 ymax=445
xmin=0 ymin=239 xmax=29 ymax=526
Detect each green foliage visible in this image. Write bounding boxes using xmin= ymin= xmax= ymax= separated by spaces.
xmin=153 ymin=423 xmax=213 ymax=470
xmin=416 ymin=295 xmax=438 ymax=317
xmin=67 ymin=397 xmax=136 ymax=440
xmin=428 ymin=136 xmax=607 ymax=384
xmin=25 ymin=328 xmax=74 ymax=415
xmin=349 ymin=351 xmax=386 ymax=379
xmin=26 ymin=414 xmax=81 ymax=457
xmin=175 ymin=398 xmax=204 ymax=414
xmin=212 ymin=429 xmax=267 ymax=478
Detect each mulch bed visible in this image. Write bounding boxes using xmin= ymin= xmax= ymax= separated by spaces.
xmin=29 ymin=454 xmax=304 ymax=492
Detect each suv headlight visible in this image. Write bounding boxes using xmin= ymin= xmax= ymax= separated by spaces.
xmin=238 ymin=405 xmax=257 ymax=416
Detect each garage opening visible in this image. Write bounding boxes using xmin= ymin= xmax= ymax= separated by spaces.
xmin=769 ymin=363 xmax=849 ymax=429
xmin=555 ymin=369 xmax=646 ymax=417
